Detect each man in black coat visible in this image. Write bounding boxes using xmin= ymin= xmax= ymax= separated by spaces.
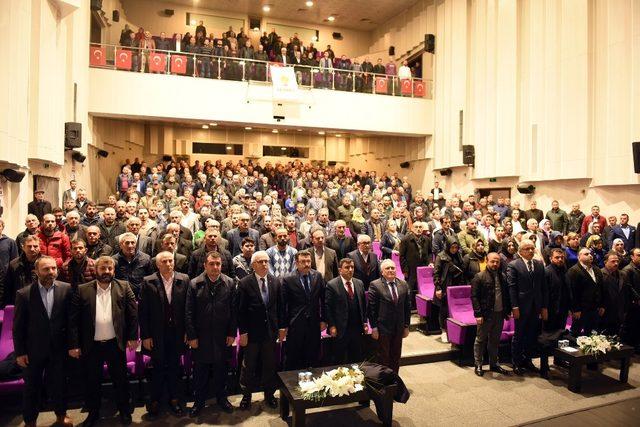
xmin=507 ymin=240 xmax=548 ymax=375
xmin=601 ymin=251 xmax=627 ymax=337
xmin=237 ymin=251 xmax=281 ymax=410
xmin=27 ymin=189 xmax=52 ymax=221
xmin=151 ymin=234 xmax=188 ymax=274
xmin=68 ymin=256 xmax=138 ymax=427
xmin=2 ymin=234 xmax=40 ymax=307
xmin=471 ymin=253 xmax=511 ymax=376
xmin=113 ymin=232 xmax=153 ymax=298
xmin=97 ymin=208 xmax=126 ymax=250
xmin=621 ymin=249 xmax=640 ymax=348
xmin=326 ymin=220 xmax=356 ymax=260
xmin=368 ymin=259 xmax=411 ymax=373
xmin=85 ymin=226 xmax=113 ymax=259
xmin=185 ymin=251 xmax=237 ymax=417
xmin=139 ymin=252 xmax=190 ymax=417
xmin=399 ymin=221 xmax=432 ymax=306
xmin=567 ymin=248 xmax=605 ymax=337
xmin=544 ymin=248 xmax=572 ymax=332
xmin=13 ymin=256 xmax=73 ymax=427
xmin=348 ymin=234 xmax=381 ymax=290
xmin=188 ymin=228 xmax=234 ymax=278
xmin=279 ymin=251 xmax=326 ymax=370
xmin=325 ymin=258 xmax=368 ymax=364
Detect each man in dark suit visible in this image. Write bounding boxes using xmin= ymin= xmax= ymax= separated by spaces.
xmin=326 ymin=220 xmax=356 ymax=260
xmin=368 ymin=259 xmax=411 ymax=373
xmin=507 ymin=240 xmax=548 ymax=375
xmin=237 ymin=251 xmax=281 ymax=410
xmin=325 ymin=258 xmax=368 ymax=364
xmin=279 ymin=251 xmax=326 ymax=370
xmin=567 ymin=248 xmax=605 ymax=337
xmin=608 ymin=213 xmax=636 ymax=252
xmin=348 ymin=234 xmax=380 ymax=290
xmin=139 ymin=251 xmax=190 ymax=417
xmin=13 ymin=256 xmax=73 ymax=427
xmin=185 ymin=251 xmax=237 ymax=417
xmin=151 ymin=234 xmax=188 ymax=274
xmin=27 ymin=189 xmax=52 ymax=221
xmin=68 ymin=256 xmax=138 ymax=426
xmin=307 ymin=228 xmax=339 ymax=282
xmin=470 ymin=253 xmax=511 ymax=376
xmin=399 ymin=221 xmax=432 ymax=306
xmin=601 ymin=251 xmax=626 ymax=337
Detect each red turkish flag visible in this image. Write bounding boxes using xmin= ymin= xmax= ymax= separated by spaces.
xmin=115 ymin=49 xmax=132 ymax=70
xmin=171 ymin=55 xmax=188 ymax=74
xmin=401 ymin=79 xmax=412 ymax=95
xmin=413 ymin=80 xmax=425 ymax=97
xmin=375 ymin=77 xmax=388 ymax=94
xmin=89 ymin=46 xmax=106 ymax=66
xmin=149 ymin=52 xmax=167 ymax=73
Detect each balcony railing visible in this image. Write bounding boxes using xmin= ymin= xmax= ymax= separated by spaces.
xmin=89 ymin=43 xmax=433 ymax=98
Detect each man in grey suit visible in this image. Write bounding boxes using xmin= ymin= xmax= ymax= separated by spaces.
xmin=507 ymin=240 xmax=548 ymax=375
xmin=368 ymin=259 xmax=411 ymax=373
xmin=325 ymin=258 xmax=368 ymax=364
xmin=307 ymin=227 xmax=339 ymax=282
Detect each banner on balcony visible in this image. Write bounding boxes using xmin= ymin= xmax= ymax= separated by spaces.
xmin=375 ymin=77 xmax=388 ymax=94
xmin=89 ymin=46 xmax=106 ymax=67
xmin=413 ymin=81 xmax=425 ymax=97
xmin=149 ymin=53 xmax=167 ymax=73
xmin=171 ymin=55 xmax=188 ymax=75
xmin=115 ymin=49 xmax=132 ymax=70
xmin=401 ymin=79 xmax=412 ymax=95
xmin=270 ymin=65 xmax=300 ymax=102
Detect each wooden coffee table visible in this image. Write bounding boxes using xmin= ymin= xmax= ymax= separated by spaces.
xmin=278 ymin=366 xmax=397 ymax=427
xmin=545 ymin=344 xmax=634 ymax=392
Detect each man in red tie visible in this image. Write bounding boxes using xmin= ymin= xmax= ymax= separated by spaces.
xmin=368 ymin=259 xmax=411 ymax=373
xmin=325 ymin=258 xmax=368 ymax=364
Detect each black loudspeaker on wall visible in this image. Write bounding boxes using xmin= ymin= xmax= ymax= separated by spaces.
xmin=633 ymin=142 xmax=640 ymax=173
xmin=462 ymin=145 xmax=475 ymax=166
xmin=327 ymin=161 xmax=337 ymax=166
xmin=164 ymin=9 xmax=175 ymax=16
xmin=72 ymin=151 xmax=86 ymax=163
xmin=388 ymin=46 xmax=395 ymax=56
xmin=64 ymin=122 xmax=82 ymax=149
xmin=249 ymin=17 xmax=261 ymax=29
xmin=90 ymin=0 xmax=102 ymax=11
xmin=400 ymin=161 xmax=410 ymax=169
xmin=332 ymin=32 xmax=343 ymax=40
xmin=517 ymin=184 xmax=536 ymax=194
xmin=439 ymin=168 xmax=452 ymax=176
xmin=97 ymin=149 xmax=109 ymax=158
xmin=1 ymin=169 xmax=26 ymax=183
xmin=425 ymin=34 xmax=435 ymax=53
xmin=112 ymin=10 xmax=120 ymax=22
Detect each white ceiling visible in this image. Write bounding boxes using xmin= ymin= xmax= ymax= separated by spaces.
xmin=166 ymin=0 xmax=421 ymax=31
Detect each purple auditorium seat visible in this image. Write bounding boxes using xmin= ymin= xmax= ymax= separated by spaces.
xmin=391 ymin=252 xmax=405 ymax=280
xmin=372 ymin=241 xmax=382 ymax=259
xmin=344 ymin=227 xmax=352 ymax=238
xmin=103 ymin=347 xmax=137 ymax=377
xmin=445 ymin=286 xmax=475 ymax=346
xmin=565 ymin=314 xmax=572 ymax=330
xmin=500 ymin=317 xmax=515 ymax=342
xmin=0 ymin=306 xmax=25 ymax=393
xmin=415 ymin=266 xmax=435 ymax=319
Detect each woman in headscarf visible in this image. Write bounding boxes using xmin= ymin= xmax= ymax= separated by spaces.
xmin=433 ymin=236 xmax=465 ymax=343
xmin=586 ymin=235 xmax=606 ymax=268
xmin=462 ymin=238 xmax=487 ymax=281
xmin=349 ymin=207 xmax=366 ymax=237
xmin=612 ymin=238 xmax=631 ymax=269
xmin=499 ymin=237 xmax=518 ymax=279
xmin=538 ymin=219 xmax=552 ymax=249
xmin=565 ymin=232 xmax=581 ymax=268
xmin=543 ymin=231 xmax=565 ymax=265
xmin=380 ymin=220 xmax=403 ymax=260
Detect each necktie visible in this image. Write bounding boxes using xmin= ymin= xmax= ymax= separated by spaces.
xmin=346 ymin=281 xmax=354 ymax=300
xmin=390 ymin=282 xmax=398 ymax=304
xmin=527 ymin=260 xmax=534 ymax=274
xmin=303 ymin=275 xmax=311 ymax=296
xmin=260 ymin=277 xmax=269 ymax=305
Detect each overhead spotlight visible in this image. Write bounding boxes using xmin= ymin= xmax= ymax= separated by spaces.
xmin=190 ymin=19 xmax=196 ymax=25
xmin=1 ymin=169 xmax=26 ymax=183
xmin=272 ymin=129 xmax=278 ymax=133
xmin=245 ymin=127 xmax=252 ymax=130
xmin=226 ymin=146 xmax=232 ymax=150
xmin=335 ymin=134 xmax=342 ymax=137
xmin=202 ymin=124 xmax=209 ymax=129
xmin=97 ymin=149 xmax=109 ymax=158
xmin=311 ymin=36 xmax=318 ymax=41
xmin=209 ymin=123 xmax=218 ymax=126
xmin=252 ymin=27 xmax=260 ymax=32
xmin=297 ymin=129 xmax=302 ymax=132
xmin=306 ymin=1 xmax=314 ymax=6
xmin=263 ymin=5 xmax=271 ymax=12
xmin=71 ymin=151 xmax=86 ymax=163
xmin=328 ymin=16 xmax=335 ymax=22
xmin=318 ymin=131 xmax=325 ymax=135
xmin=280 ymin=147 xmax=287 ymax=150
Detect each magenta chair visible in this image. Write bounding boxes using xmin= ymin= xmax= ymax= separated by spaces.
xmin=445 ymin=286 xmax=476 ymax=344
xmin=415 ymin=266 xmax=435 ymax=320
xmin=0 ymin=306 xmax=25 ymax=393
xmin=500 ymin=318 xmax=515 ymax=342
xmin=372 ymin=241 xmax=382 ymax=259
xmin=344 ymin=227 xmax=352 ymax=238
xmin=391 ymin=252 xmax=405 ymax=280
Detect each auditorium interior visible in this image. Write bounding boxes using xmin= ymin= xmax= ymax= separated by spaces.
xmin=1 ymin=0 xmax=640 ymax=426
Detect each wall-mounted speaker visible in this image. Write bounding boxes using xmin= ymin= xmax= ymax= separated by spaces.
xmin=90 ymin=0 xmax=103 ymax=11
xmin=388 ymin=46 xmax=395 ymax=56
xmin=162 ymin=155 xmax=173 ymax=161
xmin=462 ymin=145 xmax=475 ymax=166
xmin=72 ymin=151 xmax=86 ymax=163
xmin=516 ymin=184 xmax=536 ymax=194
xmin=633 ymin=142 xmax=640 ymax=173
xmin=327 ymin=161 xmax=337 ymax=166
xmin=97 ymin=149 xmax=109 ymax=158
xmin=112 ymin=10 xmax=120 ymax=22
xmin=1 ymin=169 xmax=25 ymax=183
xmin=425 ymin=34 xmax=435 ymax=53
xmin=400 ymin=161 xmax=410 ymax=169
xmin=332 ymin=32 xmax=343 ymax=40
xmin=164 ymin=9 xmax=174 ymax=16
xmin=439 ymin=168 xmax=452 ymax=176
xmin=65 ymin=122 xmax=82 ymax=149
xmin=249 ymin=17 xmax=261 ymax=30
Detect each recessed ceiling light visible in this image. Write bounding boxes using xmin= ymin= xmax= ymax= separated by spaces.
xmin=335 ymin=134 xmax=342 ymax=137
xmin=245 ymin=127 xmax=252 ymax=130
xmin=312 ymin=35 xmax=318 ymax=41
xmin=190 ymin=19 xmax=196 ymax=25
xmin=281 ymin=147 xmax=287 ymax=150
xmin=202 ymin=124 xmax=209 ymax=129
xmin=209 ymin=122 xmax=217 ymax=126
xmin=297 ymin=129 xmax=302 ymax=132
xmin=226 ymin=146 xmax=232 ymax=150
xmin=318 ymin=131 xmax=325 ymax=135
xmin=306 ymin=1 xmax=314 ymax=6
xmin=272 ymin=129 xmax=278 ymax=133
xmin=327 ymin=16 xmax=335 ymax=22
xmin=263 ymin=5 xmax=271 ymax=12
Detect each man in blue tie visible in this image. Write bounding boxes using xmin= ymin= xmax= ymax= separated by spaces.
xmin=280 ymin=251 xmax=326 ymax=370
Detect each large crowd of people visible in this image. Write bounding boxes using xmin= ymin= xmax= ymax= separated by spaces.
xmin=112 ymin=24 xmax=419 ymax=94
xmin=1 ymin=156 xmax=639 ymax=425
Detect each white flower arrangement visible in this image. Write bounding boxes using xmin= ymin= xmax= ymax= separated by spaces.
xmin=298 ymin=366 xmax=365 ymax=401
xmin=576 ymin=332 xmax=622 ymax=356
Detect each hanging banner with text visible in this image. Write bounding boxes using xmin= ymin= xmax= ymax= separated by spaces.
xmin=270 ymin=65 xmax=300 ymax=103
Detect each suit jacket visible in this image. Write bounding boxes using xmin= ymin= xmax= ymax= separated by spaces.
xmin=325 ymin=276 xmax=366 ymax=338
xmin=27 ymin=200 xmax=52 ymax=221
xmin=326 ymin=235 xmax=356 ymax=260
xmin=348 ymin=249 xmax=380 ymax=289
xmin=185 ymin=273 xmax=237 ymax=363
xmin=69 ymin=279 xmax=138 ymax=354
xmin=237 ymin=273 xmax=281 ymax=343
xmin=62 ymin=189 xmax=76 ymax=203
xmin=566 ymin=263 xmax=604 ymax=312
xmin=13 ymin=281 xmax=73 ymax=361
xmin=470 ymin=269 xmax=511 ymax=318
xmin=307 ymin=246 xmax=339 ymax=282
xmin=138 ymin=272 xmax=189 ymax=359
xmin=368 ymin=278 xmax=411 ymax=336
xmin=151 ymin=253 xmax=188 ymax=274
xmin=608 ymin=225 xmax=636 ymax=253
xmin=506 ymin=258 xmax=547 ymax=315
xmin=279 ymin=270 xmax=325 ymax=330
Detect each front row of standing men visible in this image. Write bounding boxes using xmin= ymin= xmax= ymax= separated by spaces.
xmin=12 ymin=250 xmax=411 ymax=426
